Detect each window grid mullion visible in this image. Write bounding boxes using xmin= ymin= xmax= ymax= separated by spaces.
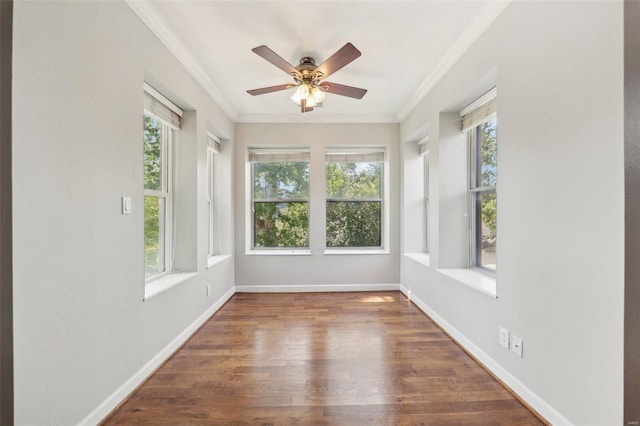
xmin=254 ymin=198 xmax=309 ymax=203
xmin=470 ymin=186 xmax=496 ymax=193
xmin=326 ymin=197 xmax=382 ymax=202
xmin=144 ymin=189 xmax=168 ymax=198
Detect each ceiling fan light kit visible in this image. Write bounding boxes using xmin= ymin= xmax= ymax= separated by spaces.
xmin=291 ymin=85 xmax=325 ymax=107
xmin=247 ymin=43 xmax=367 ymax=114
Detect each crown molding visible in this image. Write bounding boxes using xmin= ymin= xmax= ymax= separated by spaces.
xmin=125 ymin=0 xmax=238 ymax=121
xmin=236 ymin=113 xmax=399 ymax=124
xmin=397 ymin=0 xmax=511 ymax=122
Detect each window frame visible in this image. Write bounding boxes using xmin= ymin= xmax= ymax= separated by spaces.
xmin=207 ymin=145 xmax=215 ymax=257
xmin=248 ymin=148 xmax=311 ymax=252
xmin=324 ymin=148 xmax=386 ymax=250
xmin=143 ymin=114 xmax=174 ymax=282
xmin=206 ymin=131 xmax=221 ymax=259
xmin=460 ymin=88 xmax=497 ymax=274
xmin=467 ymin=118 xmax=497 ymax=273
xmin=419 ymin=137 xmax=430 ymax=254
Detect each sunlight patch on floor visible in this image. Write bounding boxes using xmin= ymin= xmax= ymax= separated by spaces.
xmin=361 ymin=295 xmax=396 ymax=303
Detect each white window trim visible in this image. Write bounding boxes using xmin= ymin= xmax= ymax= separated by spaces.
xmin=246 ymin=148 xmax=311 ymax=253
xmin=324 ymin=147 xmax=389 ymax=252
xmin=144 ymin=272 xmax=198 ymax=301
xmin=463 ymin=89 xmax=497 ymax=274
xmin=438 ymin=268 xmax=497 ymax=298
xmin=419 ymin=135 xmax=430 ymax=254
xmin=246 ymin=249 xmax=312 ymax=256
xmin=207 ymin=144 xmax=216 ymax=258
xmin=324 ymin=248 xmax=390 ymax=255
xmin=207 ymin=131 xmax=224 ymax=264
xmin=404 ymin=252 xmax=431 ymax=267
xmin=142 ymin=83 xmax=185 ymax=292
xmin=144 ymin=116 xmax=174 ymax=284
xmin=207 ymin=254 xmax=232 ymax=269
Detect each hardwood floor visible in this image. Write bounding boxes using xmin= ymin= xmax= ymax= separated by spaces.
xmin=104 ymin=292 xmax=546 ymax=425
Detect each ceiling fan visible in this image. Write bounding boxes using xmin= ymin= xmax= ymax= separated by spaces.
xmin=247 ymin=43 xmax=367 ymax=113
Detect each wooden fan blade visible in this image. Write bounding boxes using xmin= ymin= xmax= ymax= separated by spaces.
xmin=314 ymin=43 xmax=361 ymax=79
xmin=322 ymin=82 xmax=367 ymax=99
xmin=252 ymin=45 xmax=300 ymax=77
xmin=247 ymin=84 xmax=294 ymax=96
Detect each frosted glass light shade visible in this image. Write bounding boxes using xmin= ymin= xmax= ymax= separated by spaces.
xmin=291 ymin=85 xmax=309 ymax=105
xmin=312 ymin=87 xmax=325 ymax=103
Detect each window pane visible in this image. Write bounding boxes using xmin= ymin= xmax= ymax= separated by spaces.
xmin=326 ymin=201 xmax=381 ymax=247
xmin=144 ymin=113 xmax=163 ymax=191
xmin=209 ymin=201 xmax=215 ymax=256
xmin=477 ymin=191 xmax=497 ymax=271
xmin=326 ymin=162 xmax=381 ymax=199
xmin=144 ymin=195 xmax=165 ymax=277
xmin=480 ymin=117 xmax=497 ymax=187
xmin=253 ymin=162 xmax=309 ymax=199
xmin=424 ymin=154 xmax=429 ymax=252
xmin=208 ymin=150 xmax=215 ymax=256
xmin=207 ymin=150 xmax=214 ymax=201
xmin=424 ymin=154 xmax=430 ymax=199
xmin=254 ymin=202 xmax=309 ymax=248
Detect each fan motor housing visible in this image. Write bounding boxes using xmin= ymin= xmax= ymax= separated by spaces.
xmin=296 ymin=57 xmax=316 ymax=71
xmin=296 ymin=57 xmax=317 ymax=79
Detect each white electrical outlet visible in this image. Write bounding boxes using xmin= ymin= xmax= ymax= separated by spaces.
xmin=206 ymin=285 xmax=211 ymax=297
xmin=499 ymin=327 xmax=510 ymax=349
xmin=511 ymin=335 xmax=523 ymax=358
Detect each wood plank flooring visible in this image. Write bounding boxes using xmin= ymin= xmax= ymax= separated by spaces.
xmin=104 ymin=291 xmax=546 ymax=425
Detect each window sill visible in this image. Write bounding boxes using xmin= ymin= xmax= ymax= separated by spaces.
xmin=437 ymin=268 xmax=497 ymax=298
xmin=323 ymin=249 xmax=390 ymax=255
xmin=245 ymin=249 xmax=312 ymax=256
xmin=144 ymin=272 xmax=197 ymax=301
xmin=404 ymin=252 xmax=430 ymax=267
xmin=207 ymin=254 xmax=231 ymax=269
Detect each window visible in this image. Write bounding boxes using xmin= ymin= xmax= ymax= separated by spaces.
xmin=207 ymin=131 xmax=221 ymax=257
xmin=325 ymin=149 xmax=385 ymax=248
xmin=419 ymin=138 xmax=430 ymax=253
xmin=249 ymin=148 xmax=310 ymax=249
xmin=143 ymin=84 xmax=182 ymax=280
xmin=462 ymin=89 xmax=497 ymax=272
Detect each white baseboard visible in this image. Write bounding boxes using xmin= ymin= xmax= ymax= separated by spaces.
xmin=78 ymin=286 xmax=236 ymax=426
xmin=235 ymin=283 xmax=400 ymax=293
xmin=398 ymin=285 xmax=572 ymax=426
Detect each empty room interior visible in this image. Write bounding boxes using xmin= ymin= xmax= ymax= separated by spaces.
xmin=2 ymin=0 xmax=640 ymax=425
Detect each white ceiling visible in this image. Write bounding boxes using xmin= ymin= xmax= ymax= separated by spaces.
xmin=127 ymin=1 xmax=509 ymax=123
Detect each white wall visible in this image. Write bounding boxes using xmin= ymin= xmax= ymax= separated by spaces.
xmin=401 ymin=2 xmax=624 ymax=425
xmin=12 ymin=2 xmax=234 ymax=424
xmin=234 ymin=123 xmax=400 ymax=288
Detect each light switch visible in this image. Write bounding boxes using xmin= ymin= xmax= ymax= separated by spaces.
xmin=499 ymin=327 xmax=510 ymax=349
xmin=122 ymin=197 xmax=132 ymax=215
